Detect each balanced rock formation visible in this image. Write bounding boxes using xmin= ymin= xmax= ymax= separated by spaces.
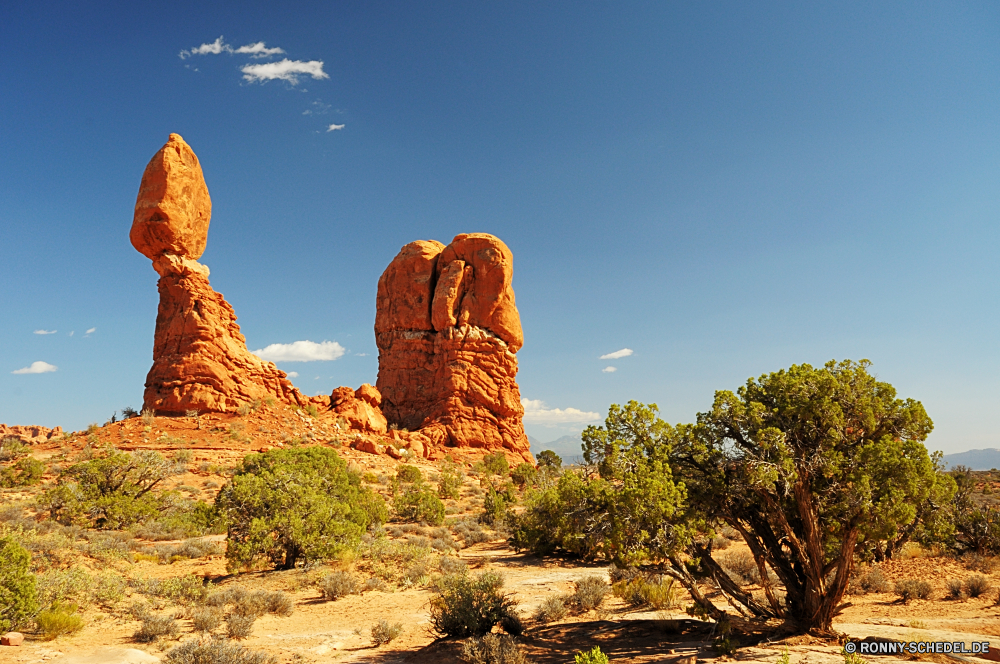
xmin=375 ymin=233 xmax=530 ymax=460
xmin=132 ymin=134 xmax=305 ymax=414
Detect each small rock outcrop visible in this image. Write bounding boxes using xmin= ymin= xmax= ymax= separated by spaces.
xmin=330 ymin=384 xmax=388 ymax=433
xmin=132 ymin=134 xmax=305 ymax=414
xmin=0 ymin=424 xmax=63 ymax=444
xmin=375 ymin=233 xmax=530 ymax=460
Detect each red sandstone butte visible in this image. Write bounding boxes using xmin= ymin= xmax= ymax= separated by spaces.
xmin=132 ymin=134 xmax=305 ymax=414
xmin=375 ymin=233 xmax=531 ymax=461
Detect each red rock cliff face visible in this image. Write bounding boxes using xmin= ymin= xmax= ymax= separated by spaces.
xmin=375 ymin=234 xmax=531 ymax=460
xmin=132 ymin=134 xmax=305 ymax=414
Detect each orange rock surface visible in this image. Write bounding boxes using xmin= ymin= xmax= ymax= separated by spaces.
xmin=130 ymin=133 xmax=212 ymax=261
xmin=133 ymin=135 xmax=305 ymax=415
xmin=0 ymin=424 xmax=63 ymax=444
xmin=330 ymin=384 xmax=388 ymax=434
xmin=376 ymin=234 xmax=531 ymax=461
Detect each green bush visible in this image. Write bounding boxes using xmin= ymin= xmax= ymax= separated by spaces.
xmin=0 ymin=457 xmax=45 ymax=487
xmin=430 ymin=571 xmax=521 ymax=638
xmin=535 ymin=450 xmax=561 ymax=471
xmin=396 ymin=465 xmax=423 ymax=483
xmin=164 ymin=638 xmax=277 ymax=664
xmin=438 ymin=461 xmax=463 ymax=499
xmin=394 ymin=483 xmax=446 ymax=526
xmin=482 ymin=453 xmax=510 ymax=477
xmin=216 ymin=447 xmax=387 ymax=570
xmin=0 ymin=535 xmax=37 ymax=632
xmin=0 ymin=437 xmax=28 ymax=462
xmin=510 ymin=463 xmax=536 ymax=489
xmin=36 ymin=602 xmax=83 ymax=640
xmin=481 ymin=486 xmax=514 ymax=527
xmin=39 ymin=448 xmax=180 ymax=529
xmin=575 ymin=647 xmax=609 ymax=664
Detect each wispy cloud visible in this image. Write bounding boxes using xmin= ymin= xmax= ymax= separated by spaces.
xmin=235 ymin=42 xmax=285 ymax=58
xmin=327 ymin=123 xmax=345 ymax=132
xmin=355 ymin=352 xmax=368 ymax=357
xmin=242 ymin=59 xmax=328 ymax=85
xmin=600 ymin=348 xmax=633 ymax=360
xmin=85 ymin=327 xmax=96 ymax=336
xmin=602 ymin=366 xmax=617 ymax=373
xmin=253 ymin=340 xmax=345 ymax=362
xmin=33 ymin=329 xmax=57 ymax=335
xmin=180 ymin=36 xmax=285 ymax=60
xmin=286 ymin=371 xmax=299 ymax=378
xmin=12 ymin=361 xmax=57 ymax=374
xmin=303 ymin=101 xmax=331 ymax=116
xmin=521 ymin=399 xmax=600 ymax=425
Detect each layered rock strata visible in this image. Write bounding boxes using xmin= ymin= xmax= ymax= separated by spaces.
xmin=375 ymin=234 xmax=530 ymax=460
xmin=132 ymin=134 xmax=305 ymax=414
xmin=0 ymin=424 xmax=64 ymax=444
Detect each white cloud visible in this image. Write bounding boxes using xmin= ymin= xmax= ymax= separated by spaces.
xmin=85 ymin=327 xmax=96 ymax=335
xmin=180 ymin=36 xmax=230 ymax=59
xmin=286 ymin=371 xmax=299 ymax=378
xmin=602 ymin=366 xmax=617 ymax=373
xmin=327 ymin=123 xmax=345 ymax=132
xmin=355 ymin=352 xmax=368 ymax=357
xmin=68 ymin=331 xmax=74 ymax=337
xmin=242 ymin=59 xmax=328 ymax=85
xmin=12 ymin=361 xmax=57 ymax=374
xmin=33 ymin=329 xmax=57 ymax=335
xmin=252 ymin=340 xmax=345 ymax=362
xmin=234 ymin=42 xmax=285 ymax=57
xmin=600 ymin=348 xmax=633 ymax=360
xmin=521 ymin=399 xmax=601 ymax=425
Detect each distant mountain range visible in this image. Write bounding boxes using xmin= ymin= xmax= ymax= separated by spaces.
xmin=942 ymin=448 xmax=1000 ymax=471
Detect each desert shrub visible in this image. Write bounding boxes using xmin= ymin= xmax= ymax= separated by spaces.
xmin=0 ymin=437 xmax=28 ymax=462
xmin=533 ymin=595 xmax=568 ymax=623
xmin=851 ymin=566 xmax=890 ymax=594
xmin=507 ymin=471 xmax=604 ymax=559
xmin=39 ymin=448 xmax=181 ymax=529
xmin=319 ymin=571 xmax=362 ymax=600
xmin=405 ymin=561 xmax=431 ymax=585
xmin=394 ymin=483 xmax=446 ymax=526
xmin=365 ymin=577 xmax=389 ymax=592
xmin=133 ymin=501 xmax=224 ymax=540
xmin=164 ymin=638 xmax=277 ymax=664
xmin=438 ymin=461 xmax=463 ymax=499
xmin=432 ymin=536 xmax=454 ymax=552
xmin=711 ymin=536 xmax=732 ymax=550
xmin=965 ymin=573 xmax=991 ymax=598
xmin=0 ymin=535 xmax=38 ymax=632
xmin=92 ymin=573 xmax=127 ymax=607
xmin=430 ymin=571 xmax=521 ymax=637
xmin=191 ymin=606 xmax=224 ymax=633
xmin=571 ymin=576 xmax=608 ymax=611
xmin=946 ymin=579 xmax=965 ymax=600
xmin=453 ymin=518 xmax=491 ymax=546
xmin=371 ymin=619 xmax=403 ymax=645
xmin=613 ymin=575 xmax=679 ymax=610
xmin=229 ymin=591 xmax=266 ymax=619
xmin=86 ymin=531 xmax=137 ymax=562
xmin=132 ymin=574 xmax=209 ymax=604
xmin=134 ymin=613 xmax=178 ymax=642
xmin=719 ymin=550 xmax=759 ymax=585
xmin=226 ymin=613 xmax=256 ymax=640
xmin=894 ymin=579 xmax=933 ymax=602
xmin=262 ymin=590 xmax=293 ymax=616
xmin=482 ymin=453 xmax=510 ymax=477
xmin=441 ymin=556 xmax=468 ymax=575
xmin=575 ymin=647 xmax=609 ymax=664
xmin=35 ymin=568 xmax=91 ymax=608
xmin=0 ymin=457 xmax=45 ymax=487
xmin=217 ymin=447 xmax=387 ymax=570
xmin=154 ymin=538 xmax=223 ymax=563
xmin=396 ymin=465 xmax=423 ymax=484
xmin=510 ymin=463 xmax=536 ymax=489
xmin=36 ymin=602 xmax=83 ymax=640
xmin=481 ymin=487 xmax=513 ymax=527
xmin=462 ymin=634 xmax=529 ymax=664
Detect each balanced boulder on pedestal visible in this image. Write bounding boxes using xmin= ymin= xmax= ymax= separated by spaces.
xmin=131 ymin=134 xmax=305 ymax=414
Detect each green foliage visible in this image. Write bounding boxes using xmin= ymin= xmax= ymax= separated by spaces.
xmin=482 ymin=452 xmax=510 ymax=476
xmin=0 ymin=457 xmax=44 ymax=487
xmin=575 ymin=646 xmax=610 ymax=664
xmin=394 ymin=482 xmax=446 ymax=525
xmin=396 ymin=464 xmax=423 ymax=483
xmin=950 ymin=467 xmax=1000 ymax=555
xmin=216 ymin=446 xmax=387 ymax=570
xmin=0 ymin=436 xmax=28 ymax=462
xmin=39 ymin=447 xmax=180 ymax=529
xmin=532 ymin=595 xmax=567 ymax=623
xmin=462 ymin=634 xmax=529 ymax=664
xmin=430 ymin=571 xmax=521 ymax=637
xmin=438 ymin=460 xmax=463 ymax=499
xmin=134 ymin=613 xmax=179 ymax=642
xmin=133 ymin=500 xmax=224 ymax=540
xmin=370 ymin=619 xmax=403 ymax=645
xmin=319 ymin=571 xmax=361 ymax=600
xmin=570 ymin=576 xmax=608 ymax=611
xmin=0 ymin=535 xmax=38 ymax=632
xmin=510 ymin=463 xmax=536 ymax=489
xmin=36 ymin=601 xmax=83 ymax=640
xmin=481 ymin=486 xmax=514 ymax=527
xmin=535 ymin=450 xmax=562 ymax=471
xmin=611 ymin=575 xmax=678 ymax=609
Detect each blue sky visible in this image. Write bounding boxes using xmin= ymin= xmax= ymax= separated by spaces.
xmin=2 ymin=2 xmax=998 ymax=455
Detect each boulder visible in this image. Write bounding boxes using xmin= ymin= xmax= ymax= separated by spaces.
xmin=330 ymin=386 xmax=387 ymax=433
xmin=1 ymin=632 xmax=24 ymax=646
xmin=131 ymin=133 xmax=212 ymax=261
xmin=375 ymin=234 xmax=531 ymax=461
